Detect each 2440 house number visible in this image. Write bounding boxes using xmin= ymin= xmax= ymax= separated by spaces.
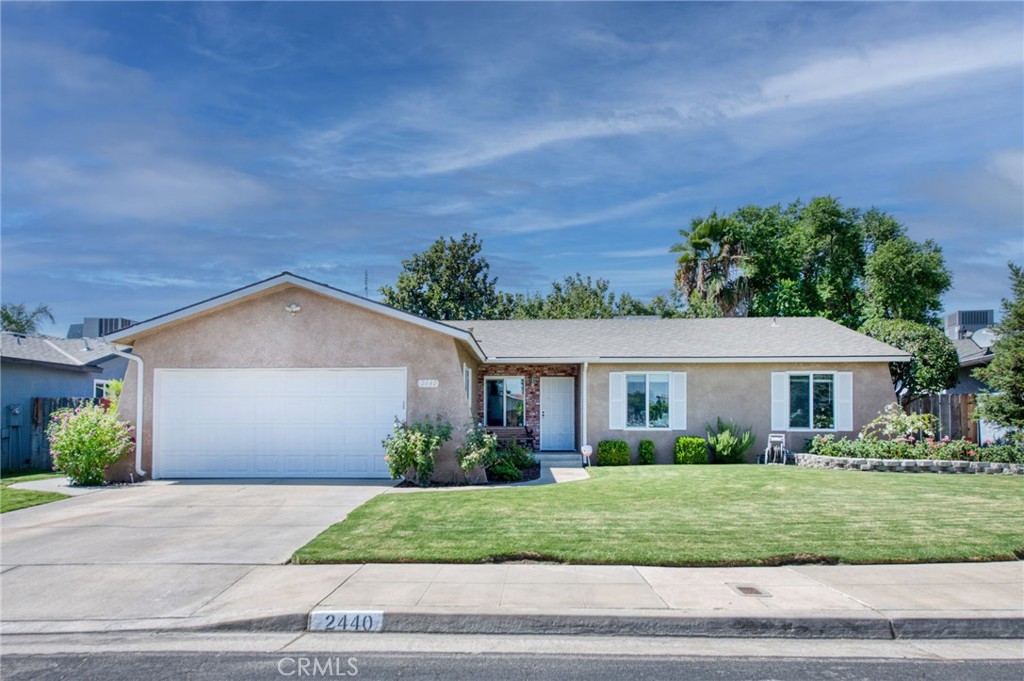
xmin=309 ymin=611 xmax=383 ymax=632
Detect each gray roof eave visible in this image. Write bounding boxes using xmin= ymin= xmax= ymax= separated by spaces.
xmin=0 ymin=356 xmax=104 ymax=373
xmin=483 ymin=354 xmax=910 ymax=364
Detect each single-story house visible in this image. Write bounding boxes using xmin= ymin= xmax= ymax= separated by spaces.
xmin=1 ymin=332 xmax=128 ymax=469
xmin=106 ymin=272 xmax=908 ymax=482
xmin=947 ymin=337 xmax=994 ymax=395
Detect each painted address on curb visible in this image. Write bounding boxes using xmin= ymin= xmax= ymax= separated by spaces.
xmin=309 ymin=611 xmax=384 ymax=632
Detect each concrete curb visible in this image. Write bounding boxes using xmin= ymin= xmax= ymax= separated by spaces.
xmin=5 ymin=611 xmax=1022 ymax=640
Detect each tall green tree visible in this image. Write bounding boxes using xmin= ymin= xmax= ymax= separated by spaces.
xmin=380 ymin=233 xmax=508 ymax=320
xmin=509 ymin=274 xmax=617 ymax=319
xmin=792 ymin=196 xmax=866 ymax=329
xmin=974 ymin=263 xmax=1024 ymax=440
xmin=671 ymin=211 xmax=748 ymax=316
xmin=675 ymin=198 xmax=952 ymax=329
xmin=861 ymin=318 xmax=959 ymax=407
xmin=864 ymin=236 xmax=951 ymax=325
xmin=1 ymin=303 xmax=55 ymax=334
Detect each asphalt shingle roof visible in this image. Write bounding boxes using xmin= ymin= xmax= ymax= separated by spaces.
xmin=448 ymin=317 xmax=909 ymax=361
xmin=953 ymin=337 xmax=993 ymax=366
xmin=0 ymin=333 xmax=119 ymax=369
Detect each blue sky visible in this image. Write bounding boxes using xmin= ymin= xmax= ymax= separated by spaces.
xmin=3 ymin=2 xmax=1022 ymax=335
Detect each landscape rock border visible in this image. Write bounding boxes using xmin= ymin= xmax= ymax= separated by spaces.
xmin=796 ymin=453 xmax=1023 ymax=475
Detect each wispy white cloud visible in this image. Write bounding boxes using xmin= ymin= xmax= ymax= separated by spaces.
xmin=601 ymin=247 xmax=674 ymax=258
xmin=76 ymin=271 xmax=209 ymax=289
xmin=19 ymin=147 xmax=277 ymax=223
xmin=487 ymin=187 xmax=691 ymax=235
xmin=736 ymin=23 xmax=1022 ymax=116
xmin=910 ymin=148 xmax=1024 ymax=226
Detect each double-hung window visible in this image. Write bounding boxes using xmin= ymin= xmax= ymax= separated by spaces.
xmin=94 ymin=380 xmax=111 ymax=399
xmin=772 ymin=371 xmax=852 ymax=432
xmin=788 ymin=373 xmax=835 ymax=429
xmin=485 ymin=377 xmax=525 ymax=427
xmin=609 ymin=371 xmax=686 ymax=430
xmin=626 ymin=373 xmax=671 ymax=429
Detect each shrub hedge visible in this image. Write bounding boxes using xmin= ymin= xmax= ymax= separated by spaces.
xmin=638 ymin=439 xmax=656 ymax=465
xmin=674 ymin=436 xmax=707 ymax=464
xmin=596 ymin=440 xmax=630 ymax=466
xmin=809 ymin=435 xmax=1024 ymax=463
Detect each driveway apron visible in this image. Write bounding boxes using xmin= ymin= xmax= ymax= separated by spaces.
xmin=1 ymin=479 xmax=392 ymax=626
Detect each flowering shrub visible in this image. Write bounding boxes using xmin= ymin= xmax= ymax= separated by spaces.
xmin=46 ymin=403 xmax=134 ymax=486
xmin=383 ymin=417 xmax=452 ymax=486
xmin=455 ymin=423 xmax=499 ymax=473
xmin=860 ymin=403 xmax=938 ymax=440
xmin=809 ymin=434 xmax=1023 ymax=463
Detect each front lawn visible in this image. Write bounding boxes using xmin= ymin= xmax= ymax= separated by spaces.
xmin=0 ymin=469 xmax=67 ymax=513
xmin=294 ymin=466 xmax=1024 ymax=566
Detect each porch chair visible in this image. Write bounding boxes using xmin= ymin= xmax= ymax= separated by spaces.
xmin=762 ymin=433 xmax=789 ymax=465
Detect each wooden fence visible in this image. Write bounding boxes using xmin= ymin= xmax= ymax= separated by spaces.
xmin=26 ymin=397 xmax=101 ymax=471
xmin=907 ymin=393 xmax=979 ymax=443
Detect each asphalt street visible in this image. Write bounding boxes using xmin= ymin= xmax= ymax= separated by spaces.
xmin=4 ymin=651 xmax=1023 ymax=681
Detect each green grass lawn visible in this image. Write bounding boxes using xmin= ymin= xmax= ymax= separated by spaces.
xmin=0 ymin=469 xmax=67 ymax=513
xmin=294 ymin=466 xmax=1024 ymax=566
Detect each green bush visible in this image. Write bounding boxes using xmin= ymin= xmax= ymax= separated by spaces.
xmin=489 ymin=458 xmax=524 ymax=482
xmin=981 ymin=444 xmax=1024 ymax=463
xmin=638 ymin=439 xmax=656 ymax=465
xmin=706 ymin=418 xmax=755 ymax=464
xmin=674 ymin=436 xmax=707 ymax=464
xmin=809 ymin=434 xmax=1024 ymax=463
xmin=383 ymin=417 xmax=452 ymax=486
xmin=596 ymin=440 xmax=630 ymax=466
xmin=497 ymin=442 xmax=536 ymax=470
xmin=46 ymin=402 xmax=134 ymax=486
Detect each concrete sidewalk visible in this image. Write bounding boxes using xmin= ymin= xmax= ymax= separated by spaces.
xmin=3 ymin=561 xmax=1021 ymax=639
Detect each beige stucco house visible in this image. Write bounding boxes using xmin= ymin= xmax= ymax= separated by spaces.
xmin=106 ymin=272 xmax=908 ymax=482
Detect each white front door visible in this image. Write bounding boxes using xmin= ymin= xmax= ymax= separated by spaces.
xmin=540 ymin=377 xmax=575 ymax=451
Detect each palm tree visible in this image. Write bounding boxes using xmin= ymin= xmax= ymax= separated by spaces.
xmin=671 ymin=212 xmax=749 ymax=316
xmin=1 ymin=303 xmax=55 ymax=334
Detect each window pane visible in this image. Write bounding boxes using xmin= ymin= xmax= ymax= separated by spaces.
xmin=485 ymin=379 xmax=504 ymax=427
xmin=626 ymin=374 xmax=646 ymax=427
xmin=789 ymin=375 xmax=810 ymax=428
xmin=648 ymin=374 xmax=670 ymax=428
xmin=812 ymin=374 xmax=835 ymax=429
xmin=504 ymin=378 xmax=525 ymax=427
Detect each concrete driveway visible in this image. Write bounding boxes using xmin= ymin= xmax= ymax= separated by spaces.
xmin=1 ymin=478 xmax=394 ymax=565
xmin=1 ymin=479 xmax=394 ymax=630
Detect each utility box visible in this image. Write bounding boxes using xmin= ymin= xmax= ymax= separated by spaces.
xmin=7 ymin=405 xmax=22 ymax=427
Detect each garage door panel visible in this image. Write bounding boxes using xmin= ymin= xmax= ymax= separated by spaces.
xmin=155 ymin=369 xmax=405 ymax=479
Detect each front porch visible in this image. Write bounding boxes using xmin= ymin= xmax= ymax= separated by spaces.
xmin=476 ymin=364 xmax=581 ymax=452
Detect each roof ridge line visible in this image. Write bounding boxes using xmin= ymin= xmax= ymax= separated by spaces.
xmin=42 ymin=338 xmax=85 ymax=365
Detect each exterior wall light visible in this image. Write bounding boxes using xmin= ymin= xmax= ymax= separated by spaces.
xmin=285 ymin=304 xmax=302 ymax=315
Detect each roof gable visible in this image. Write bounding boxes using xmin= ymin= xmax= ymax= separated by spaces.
xmin=106 ymin=272 xmax=485 ymax=359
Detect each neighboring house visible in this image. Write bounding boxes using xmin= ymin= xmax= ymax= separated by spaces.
xmin=106 ymin=272 xmax=908 ymax=482
xmin=947 ymin=337 xmax=994 ymax=395
xmin=944 ymin=317 xmax=1008 ymax=443
xmin=1 ymin=333 xmax=128 ymax=469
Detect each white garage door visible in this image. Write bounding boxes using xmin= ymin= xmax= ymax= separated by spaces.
xmin=153 ymin=368 xmax=406 ymax=479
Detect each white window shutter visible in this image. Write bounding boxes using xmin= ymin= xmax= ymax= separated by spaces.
xmin=670 ymin=372 xmax=687 ymax=430
xmin=836 ymin=372 xmax=854 ymax=431
xmin=771 ymin=372 xmax=789 ymax=430
xmin=608 ymin=372 xmax=625 ymax=430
